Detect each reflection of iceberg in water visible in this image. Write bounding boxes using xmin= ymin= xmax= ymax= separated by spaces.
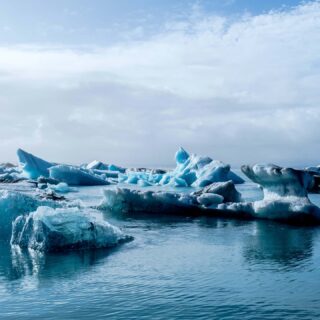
xmin=243 ymin=221 xmax=315 ymax=269
xmin=0 ymin=242 xmax=118 ymax=283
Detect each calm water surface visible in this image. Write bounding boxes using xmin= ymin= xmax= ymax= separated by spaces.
xmin=0 ymin=179 xmax=320 ymax=320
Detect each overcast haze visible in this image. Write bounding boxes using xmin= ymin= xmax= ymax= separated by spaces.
xmin=0 ymin=0 xmax=319 ymax=167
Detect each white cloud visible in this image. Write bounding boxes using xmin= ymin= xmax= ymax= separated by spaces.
xmin=0 ymin=1 xmax=319 ymax=167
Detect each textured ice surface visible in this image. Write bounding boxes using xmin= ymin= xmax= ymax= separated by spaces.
xmin=304 ymin=166 xmax=320 ymax=193
xmin=17 ymin=149 xmax=53 ymax=179
xmin=120 ymin=147 xmax=244 ymax=187
xmin=49 ymin=165 xmax=109 ymax=186
xmin=99 ymin=181 xmax=241 ymax=215
xmin=0 ymin=190 xmax=60 ymax=238
xmin=239 ymin=164 xmax=320 ymax=222
xmin=100 ymin=164 xmax=320 ymax=223
xmin=48 ymin=182 xmax=76 ymax=193
xmin=87 ymin=160 xmax=125 ymax=173
xmin=11 ymin=206 xmax=132 ymax=252
xmin=241 ymin=164 xmax=313 ymax=198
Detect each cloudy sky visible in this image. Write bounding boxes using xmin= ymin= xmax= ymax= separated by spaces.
xmin=0 ymin=0 xmax=319 ymax=167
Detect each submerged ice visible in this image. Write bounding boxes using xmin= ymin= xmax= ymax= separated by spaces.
xmin=11 ymin=206 xmax=132 ymax=252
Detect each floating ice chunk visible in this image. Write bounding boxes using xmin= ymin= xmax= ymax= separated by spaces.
xmin=100 ymin=188 xmax=198 ymax=214
xmin=173 ymin=149 xmax=244 ymax=186
xmin=48 ymin=182 xmax=76 ymax=193
xmin=241 ymin=164 xmax=313 ymax=198
xmin=101 ymin=166 xmax=320 ymax=224
xmin=100 ymin=181 xmax=241 ymax=215
xmin=120 ymin=148 xmax=244 ymax=188
xmin=49 ymin=165 xmax=109 ymax=186
xmin=240 ymin=164 xmax=320 ymax=222
xmin=87 ymin=161 xmax=125 ymax=173
xmin=17 ymin=149 xmax=54 ymax=179
xmin=0 ymin=191 xmax=60 ymax=238
xmin=11 ymin=206 xmax=132 ymax=252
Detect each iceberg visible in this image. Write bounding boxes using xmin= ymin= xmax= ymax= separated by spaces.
xmin=49 ymin=165 xmax=109 ymax=186
xmin=239 ymin=164 xmax=320 ymax=222
xmin=17 ymin=148 xmax=54 ymax=179
xmin=99 ymin=180 xmax=242 ymax=216
xmin=11 ymin=206 xmax=132 ymax=252
xmin=87 ymin=160 xmax=125 ymax=173
xmin=16 ymin=149 xmax=112 ymax=186
xmin=120 ymin=147 xmax=244 ymax=188
xmin=87 ymin=160 xmax=109 ymax=170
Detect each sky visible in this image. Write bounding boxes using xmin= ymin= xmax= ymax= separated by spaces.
xmin=0 ymin=0 xmax=319 ymax=167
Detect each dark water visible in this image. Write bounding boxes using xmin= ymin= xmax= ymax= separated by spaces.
xmin=1 ymin=211 xmax=320 ymax=320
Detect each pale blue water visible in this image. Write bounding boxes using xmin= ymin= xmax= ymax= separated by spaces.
xmin=1 ymin=179 xmax=320 ymax=320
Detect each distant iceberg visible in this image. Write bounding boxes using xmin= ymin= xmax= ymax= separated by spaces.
xmin=87 ymin=160 xmax=125 ymax=173
xmin=119 ymin=147 xmax=245 ymax=187
xmin=11 ymin=206 xmax=132 ymax=252
xmin=16 ymin=149 xmax=116 ymax=186
xmin=17 ymin=148 xmax=54 ymax=179
xmin=304 ymin=166 xmax=320 ymax=193
xmin=49 ymin=165 xmax=109 ymax=186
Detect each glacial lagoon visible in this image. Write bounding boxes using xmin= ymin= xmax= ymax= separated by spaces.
xmin=0 ymin=179 xmax=320 ymax=320
xmin=1 ymin=148 xmax=320 ymax=319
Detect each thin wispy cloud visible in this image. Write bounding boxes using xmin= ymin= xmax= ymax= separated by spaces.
xmin=0 ymin=1 xmax=319 ymax=167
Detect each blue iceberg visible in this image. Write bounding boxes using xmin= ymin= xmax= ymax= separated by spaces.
xmin=119 ymin=147 xmax=244 ymax=188
xmin=11 ymin=206 xmax=132 ymax=252
xmin=16 ymin=149 xmax=117 ymax=186
xmin=49 ymin=165 xmax=109 ymax=186
xmin=87 ymin=160 xmax=125 ymax=173
xmin=0 ymin=190 xmax=61 ymax=239
xmin=17 ymin=148 xmax=54 ymax=179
